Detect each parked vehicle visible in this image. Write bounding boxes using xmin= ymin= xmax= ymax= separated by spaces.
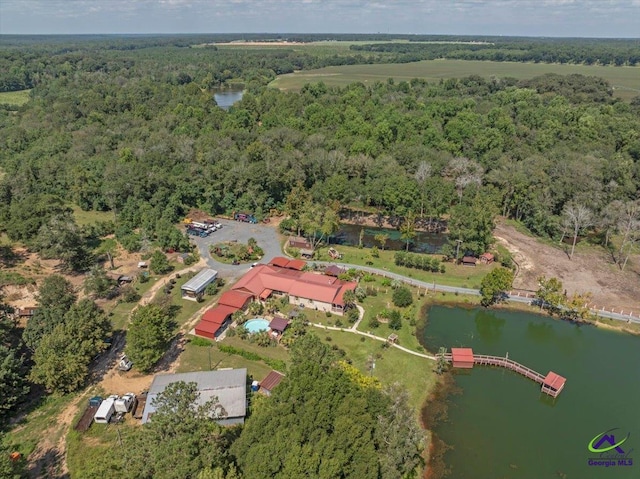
xmin=328 ymin=247 xmax=342 ymax=260
xmin=94 ymin=395 xmax=119 ymax=424
xmin=74 ymin=396 xmax=103 ymax=432
xmin=133 ymin=391 xmax=148 ymax=420
xmin=115 ymin=393 xmax=137 ymax=414
xmin=234 ymin=213 xmax=257 ymax=224
xmin=118 ymin=354 xmax=133 ymax=371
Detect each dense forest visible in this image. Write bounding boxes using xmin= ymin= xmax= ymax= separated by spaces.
xmin=1 ymin=36 xmax=639 ymax=260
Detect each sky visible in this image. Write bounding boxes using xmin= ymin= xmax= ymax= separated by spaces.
xmin=0 ymin=0 xmax=639 ymax=37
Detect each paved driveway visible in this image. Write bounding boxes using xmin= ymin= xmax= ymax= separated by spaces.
xmin=188 ymin=218 xmax=283 ymax=279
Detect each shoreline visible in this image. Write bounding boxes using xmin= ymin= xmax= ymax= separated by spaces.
xmin=415 ymin=298 xmax=639 ymax=478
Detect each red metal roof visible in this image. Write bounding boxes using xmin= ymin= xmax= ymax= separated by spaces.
xmin=462 ymin=256 xmax=477 ymax=264
xmin=480 ymin=252 xmax=494 ymax=261
xmin=194 ymin=319 xmax=222 ymax=337
xmin=334 ymin=282 xmax=357 ymax=306
xmin=285 ymin=259 xmax=306 ymax=271
xmin=451 ymin=348 xmax=474 ymax=362
xmin=219 ymin=290 xmax=254 ymax=309
xmin=543 ymin=371 xmax=566 ymax=391
xmin=269 ymin=317 xmax=289 ymax=332
xmin=202 ymin=305 xmax=238 ymax=325
xmin=269 ymin=257 xmax=290 ymax=268
xmin=260 ymin=370 xmax=285 ymax=391
xmin=259 ymin=289 xmax=272 ymax=300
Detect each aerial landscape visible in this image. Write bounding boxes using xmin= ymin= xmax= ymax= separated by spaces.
xmin=1 ymin=1 xmax=639 ymax=478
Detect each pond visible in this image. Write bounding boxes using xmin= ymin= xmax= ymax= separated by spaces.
xmin=213 ymin=87 xmax=244 ymax=110
xmin=421 ymin=306 xmax=640 ymax=479
xmin=332 ymin=223 xmax=447 ymax=253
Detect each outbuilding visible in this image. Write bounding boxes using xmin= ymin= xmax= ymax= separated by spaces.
xmin=259 ymin=370 xmax=285 ymax=396
xmin=480 ymin=253 xmax=495 ymax=264
xmin=181 ymin=268 xmax=218 ymax=301
xmin=461 ymin=256 xmax=477 ymax=266
xmin=142 ymin=369 xmax=247 ymax=426
xmin=451 ymin=348 xmax=475 ymax=368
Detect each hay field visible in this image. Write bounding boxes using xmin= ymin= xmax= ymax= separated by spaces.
xmin=271 ymin=60 xmax=640 ymax=100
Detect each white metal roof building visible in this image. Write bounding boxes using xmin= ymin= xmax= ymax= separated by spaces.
xmin=141 ymin=369 xmax=247 ymax=426
xmin=181 ymin=268 xmax=218 ymax=301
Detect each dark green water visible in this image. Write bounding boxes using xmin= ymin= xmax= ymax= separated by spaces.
xmin=422 ymin=305 xmax=640 ymax=479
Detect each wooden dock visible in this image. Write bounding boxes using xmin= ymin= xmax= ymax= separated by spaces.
xmin=442 ymin=350 xmax=566 ymax=398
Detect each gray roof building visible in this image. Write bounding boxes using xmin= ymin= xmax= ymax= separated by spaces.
xmin=142 ymin=368 xmax=247 ymax=426
xmin=181 ymin=268 xmax=218 ymax=300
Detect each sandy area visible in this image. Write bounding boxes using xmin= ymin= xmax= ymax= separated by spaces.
xmin=494 ymin=220 xmax=640 ymax=313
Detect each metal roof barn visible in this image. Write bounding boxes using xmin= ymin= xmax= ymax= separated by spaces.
xmin=142 ymin=369 xmax=247 ymax=426
xmin=181 ymin=268 xmax=218 ymax=301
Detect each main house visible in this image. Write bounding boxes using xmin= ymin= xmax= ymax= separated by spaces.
xmin=193 ymin=257 xmax=356 ymax=340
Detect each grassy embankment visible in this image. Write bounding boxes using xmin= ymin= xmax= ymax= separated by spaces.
xmin=270 ymin=59 xmax=640 ymax=101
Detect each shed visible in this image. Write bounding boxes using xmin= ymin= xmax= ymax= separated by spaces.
xmin=142 ymin=369 xmax=247 ymax=426
xmin=177 ymin=253 xmax=191 ymax=264
xmin=325 ymin=265 xmax=346 ymax=277
xmin=269 ymin=317 xmax=289 ymax=333
xmin=17 ymin=306 xmax=37 ymax=318
xmin=461 ymin=256 xmax=477 ymax=266
xmin=289 ymin=236 xmax=312 ymax=250
xmin=181 ymin=268 xmax=218 ymax=301
xmin=542 ymin=371 xmax=566 ymax=397
xmin=194 ymin=319 xmax=224 ymax=339
xmin=451 ymin=348 xmax=474 ymax=368
xmin=259 ymin=370 xmax=285 ymax=396
xmin=480 ymin=253 xmax=494 ymax=264
xmin=387 ymin=333 xmax=399 ymax=344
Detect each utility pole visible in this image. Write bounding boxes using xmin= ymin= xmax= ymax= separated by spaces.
xmin=455 ymin=239 xmax=463 ymax=262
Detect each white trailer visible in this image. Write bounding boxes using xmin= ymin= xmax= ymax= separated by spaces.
xmin=94 ymin=395 xmax=118 ymax=424
xmin=114 ymin=393 xmax=136 ymax=413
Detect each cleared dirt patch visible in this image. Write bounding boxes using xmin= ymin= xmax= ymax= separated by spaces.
xmin=494 ymin=221 xmax=640 ymax=313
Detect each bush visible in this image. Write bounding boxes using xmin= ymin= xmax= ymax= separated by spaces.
xmin=388 ymin=310 xmax=402 ymax=330
xmin=120 ymin=285 xmax=141 ymax=303
xmin=381 ymin=278 xmax=391 ymax=287
xmin=355 ymin=286 xmax=367 ymax=301
xmin=150 ymin=250 xmax=173 ymax=275
xmin=368 ymin=316 xmax=380 ymax=328
xmin=347 ymin=308 xmax=360 ymax=323
xmin=183 ymin=254 xmax=197 ymax=266
xmin=365 ymin=286 xmax=378 ymax=296
xmin=392 ymin=286 xmax=413 ymax=307
xmin=190 ymin=336 xmax=213 ymax=347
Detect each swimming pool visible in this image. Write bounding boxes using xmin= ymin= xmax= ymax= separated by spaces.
xmin=244 ymin=318 xmax=270 ymax=333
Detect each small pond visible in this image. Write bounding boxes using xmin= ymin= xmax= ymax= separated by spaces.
xmin=332 ymin=223 xmax=448 ymax=254
xmin=213 ymin=87 xmax=244 ymax=110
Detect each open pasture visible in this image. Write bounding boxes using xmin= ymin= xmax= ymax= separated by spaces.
xmin=271 ymin=59 xmax=640 ymax=100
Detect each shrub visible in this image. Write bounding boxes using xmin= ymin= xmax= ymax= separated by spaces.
xmin=325 ymin=311 xmax=332 ymax=317
xmin=362 ymin=273 xmax=375 ymax=282
xmin=355 ymin=286 xmax=367 ymax=301
xmin=368 ymin=316 xmax=380 ymax=328
xmin=392 ymin=286 xmax=413 ymax=307
xmin=190 ymin=336 xmax=213 ymax=347
xmin=381 ymin=278 xmax=391 ymax=287
xmin=347 ymin=308 xmax=360 ymax=323
xmin=120 ymin=285 xmax=141 ymax=303
xmin=183 ymin=254 xmax=197 ymax=266
xmin=365 ymin=286 xmax=377 ymax=296
xmin=388 ymin=310 xmax=402 ymax=330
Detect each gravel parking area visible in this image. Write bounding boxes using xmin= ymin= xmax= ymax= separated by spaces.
xmin=188 ymin=218 xmax=284 ymax=279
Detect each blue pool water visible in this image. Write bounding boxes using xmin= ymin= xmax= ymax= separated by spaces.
xmin=244 ymin=318 xmax=270 ymax=333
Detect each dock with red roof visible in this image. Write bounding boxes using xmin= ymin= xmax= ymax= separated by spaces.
xmin=442 ymin=348 xmax=566 ymax=398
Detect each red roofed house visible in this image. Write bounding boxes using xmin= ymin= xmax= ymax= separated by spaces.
xmin=259 ymin=370 xmax=285 ymax=396
xmin=219 ymin=290 xmax=254 ymax=310
xmin=451 ymin=348 xmax=474 ymax=368
xmin=229 ymin=261 xmax=357 ymax=316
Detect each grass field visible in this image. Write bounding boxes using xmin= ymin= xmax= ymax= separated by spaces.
xmin=71 ymin=206 xmax=114 ymax=226
xmin=315 ymin=244 xmax=494 ymax=289
xmin=271 ymin=59 xmax=640 ymax=101
xmin=0 ymin=89 xmax=31 ymax=107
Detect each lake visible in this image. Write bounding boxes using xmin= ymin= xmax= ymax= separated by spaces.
xmin=332 ymin=223 xmax=447 ymax=253
xmin=421 ymin=305 xmax=640 ymax=479
xmin=213 ymin=88 xmax=244 ymax=110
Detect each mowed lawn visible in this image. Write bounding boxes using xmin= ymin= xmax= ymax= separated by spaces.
xmin=271 ymin=59 xmax=640 ymax=101
xmin=0 ymin=89 xmax=31 ymax=107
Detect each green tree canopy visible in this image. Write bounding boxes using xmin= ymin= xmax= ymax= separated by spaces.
xmin=125 ymin=304 xmax=175 ymax=372
xmin=480 ymin=267 xmax=514 ymax=306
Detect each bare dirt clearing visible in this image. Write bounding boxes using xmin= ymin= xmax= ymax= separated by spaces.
xmin=494 ymin=221 xmax=640 ymax=313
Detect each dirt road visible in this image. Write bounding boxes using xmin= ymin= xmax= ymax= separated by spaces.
xmin=494 ymin=221 xmax=640 ymax=313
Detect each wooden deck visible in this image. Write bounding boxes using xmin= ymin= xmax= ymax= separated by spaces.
xmin=442 ymin=352 xmax=564 ymax=398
